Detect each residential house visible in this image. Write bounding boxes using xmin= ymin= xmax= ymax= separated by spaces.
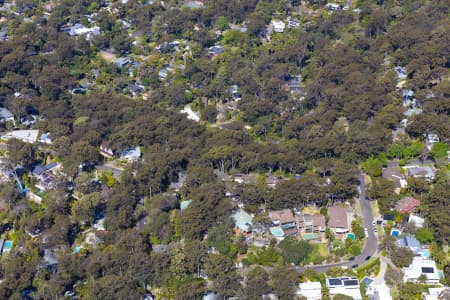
xmin=287 ymin=75 xmax=302 ymax=94
xmin=158 ymin=68 xmax=169 ymax=80
xmin=69 ymin=23 xmax=100 ymax=40
xmin=382 ymin=166 xmax=407 ymax=194
xmin=230 ymin=85 xmax=240 ymax=101
xmin=401 ymin=89 xmax=414 ymax=107
xmin=20 ymin=115 xmax=39 ymax=127
xmin=100 ymin=141 xmax=114 ymax=158
xmin=423 ymin=287 xmax=450 ymax=300
xmin=265 ymin=175 xmax=281 ymax=188
xmin=185 ymin=1 xmax=204 ymax=9
xmin=127 ymin=61 xmax=141 ymax=77
xmin=363 ymin=277 xmax=392 ymax=300
xmin=288 ymin=19 xmax=299 ymax=29
xmin=269 ymin=209 xmax=297 ymax=236
xmin=394 ymin=66 xmax=407 ymax=79
xmin=408 ymin=214 xmax=425 ymax=228
xmin=32 ymin=162 xmax=60 ymax=191
xmin=296 ymin=281 xmax=322 ymax=300
xmin=126 ymin=84 xmax=144 ymax=98
xmin=426 ymin=133 xmax=439 ymax=150
xmin=403 ymin=257 xmax=440 ymax=284
xmin=271 ymin=20 xmax=286 ymax=33
xmin=326 ymin=277 xmax=362 ymax=300
xmin=0 ymin=26 xmax=7 ymax=42
xmin=0 ymin=108 xmax=14 ymax=124
xmin=8 ymin=130 xmax=39 ymax=143
xmin=297 ymin=214 xmax=326 ymax=233
xmin=396 ymin=235 xmax=422 ymax=255
xmin=114 ymin=57 xmax=132 ymax=68
xmin=233 ymin=173 xmax=256 ymax=185
xmin=119 ymin=146 xmax=141 ymax=162
xmin=405 ymin=165 xmax=436 ymax=181
xmin=394 ymin=196 xmax=420 ymax=214
xmin=231 ymin=209 xmax=253 ymax=234
xmin=208 ymin=45 xmax=224 ymax=58
xmin=70 ymin=87 xmax=86 ymax=95
xmin=325 ymin=3 xmax=342 ymax=10
xmin=328 ymin=206 xmax=353 ymax=234
xmin=39 ymin=132 xmax=52 ymax=144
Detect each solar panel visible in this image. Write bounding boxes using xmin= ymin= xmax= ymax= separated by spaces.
xmin=343 ymin=279 xmax=359 ymax=286
xmin=328 ymin=278 xmax=342 ymax=286
xmin=422 ymin=267 xmax=434 ymax=273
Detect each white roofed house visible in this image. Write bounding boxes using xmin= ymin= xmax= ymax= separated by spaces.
xmin=296 ymin=281 xmax=322 ymax=300
xmin=271 ymin=20 xmax=286 ymax=33
xmin=231 ymin=209 xmax=253 ymax=235
xmin=5 ymin=130 xmax=39 ymax=143
xmin=403 ymin=257 xmax=441 ymax=284
xmin=119 ymin=146 xmax=141 ymax=162
xmin=326 ymin=277 xmax=362 ymax=300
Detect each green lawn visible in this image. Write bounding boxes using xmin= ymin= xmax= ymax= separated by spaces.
xmin=307 ymin=243 xmax=329 ymax=265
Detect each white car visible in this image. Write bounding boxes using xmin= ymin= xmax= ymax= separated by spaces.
xmin=364 ymin=228 xmax=368 ymax=237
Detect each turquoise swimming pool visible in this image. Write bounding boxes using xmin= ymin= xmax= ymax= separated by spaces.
xmin=347 ymin=233 xmax=355 ymax=240
xmin=303 ymin=233 xmax=319 ymax=240
xmin=3 ymin=240 xmax=12 ymax=250
xmin=422 ymin=249 xmax=430 ymax=258
xmin=270 ymin=227 xmax=284 ymax=237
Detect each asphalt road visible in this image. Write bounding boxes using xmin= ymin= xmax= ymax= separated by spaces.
xmin=300 ymin=173 xmax=379 ymax=273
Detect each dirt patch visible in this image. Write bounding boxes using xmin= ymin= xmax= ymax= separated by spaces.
xmin=100 ymin=51 xmax=117 ymax=62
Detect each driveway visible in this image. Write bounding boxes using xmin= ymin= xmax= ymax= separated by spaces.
xmin=300 ymin=173 xmax=379 ymax=273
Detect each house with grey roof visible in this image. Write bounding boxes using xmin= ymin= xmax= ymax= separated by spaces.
xmin=405 ymin=165 xmax=436 ymax=182
xmin=396 ymin=235 xmax=422 ymax=255
xmin=0 ymin=108 xmax=14 ymax=124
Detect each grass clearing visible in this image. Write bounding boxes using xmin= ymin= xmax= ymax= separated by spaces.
xmin=307 ymin=243 xmax=329 ymax=264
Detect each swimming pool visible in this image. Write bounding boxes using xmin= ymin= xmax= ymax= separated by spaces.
xmin=303 ymin=233 xmax=319 ymax=240
xmin=391 ymin=229 xmax=400 ymax=237
xmin=270 ymin=227 xmax=285 ymax=237
xmin=422 ymin=249 xmax=430 ymax=258
xmin=3 ymin=240 xmax=12 ymax=251
xmin=347 ymin=233 xmax=355 ymax=240
xmin=73 ymin=246 xmax=83 ymax=253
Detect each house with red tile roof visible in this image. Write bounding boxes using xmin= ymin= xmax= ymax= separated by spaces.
xmin=395 ymin=196 xmax=420 ymax=214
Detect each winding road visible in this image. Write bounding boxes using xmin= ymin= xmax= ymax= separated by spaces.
xmin=299 ymin=173 xmax=379 ymax=273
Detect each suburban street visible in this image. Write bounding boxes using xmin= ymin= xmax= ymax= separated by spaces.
xmin=299 ymin=173 xmax=379 ymax=273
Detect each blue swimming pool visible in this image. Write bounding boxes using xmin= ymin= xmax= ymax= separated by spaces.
xmin=422 ymin=249 xmax=430 ymax=258
xmin=303 ymin=233 xmax=319 ymax=240
xmin=270 ymin=227 xmax=284 ymax=237
xmin=391 ymin=229 xmax=400 ymax=237
xmin=347 ymin=233 xmax=355 ymax=240
xmin=3 ymin=240 xmax=12 ymax=251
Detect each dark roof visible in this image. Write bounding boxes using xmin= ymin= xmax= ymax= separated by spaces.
xmin=328 ymin=278 xmax=342 ymax=286
xmin=383 ymin=213 xmax=395 ymax=221
xmin=32 ymin=165 xmax=45 ymax=176
xmin=343 ymin=279 xmax=359 ymax=286
xmin=422 ymin=267 xmax=434 ymax=273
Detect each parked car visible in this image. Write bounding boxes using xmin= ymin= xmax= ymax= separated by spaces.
xmin=365 ymin=256 xmax=371 ymax=261
xmin=351 ymin=264 xmax=359 ymax=269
